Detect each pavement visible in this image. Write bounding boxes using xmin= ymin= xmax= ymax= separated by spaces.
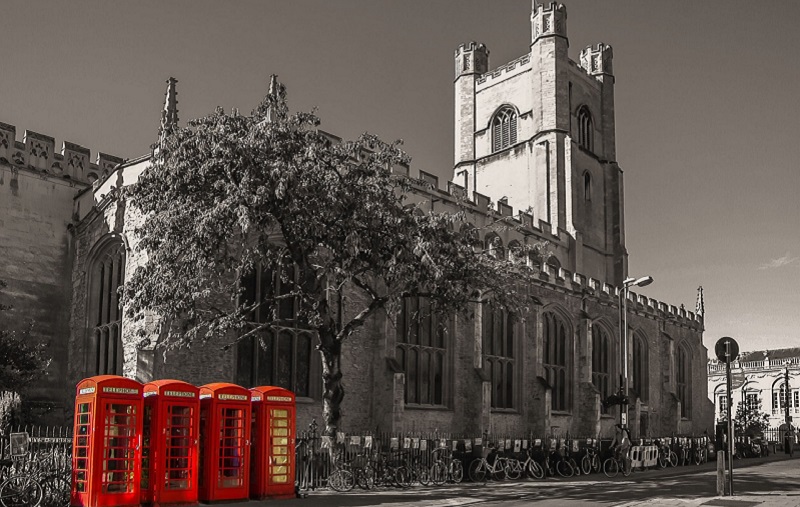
xmin=208 ymin=452 xmax=800 ymax=507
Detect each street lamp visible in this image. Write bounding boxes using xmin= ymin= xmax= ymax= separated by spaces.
xmin=619 ymin=275 xmax=653 ymax=429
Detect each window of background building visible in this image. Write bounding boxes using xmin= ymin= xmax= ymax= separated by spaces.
xmin=482 ymin=302 xmax=515 ymax=410
xmin=491 ymin=107 xmax=518 ymax=152
xmin=592 ymin=325 xmax=612 ymax=414
xmin=718 ymin=393 xmax=727 ymax=418
xmin=396 ymin=297 xmax=447 ymax=406
xmin=87 ymin=240 xmax=126 ymax=376
xmin=543 ymin=311 xmax=571 ymax=412
xmin=235 ymin=263 xmax=316 ymax=398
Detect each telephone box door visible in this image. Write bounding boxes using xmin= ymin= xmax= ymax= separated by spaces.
xmin=198 ymin=383 xmax=251 ymax=503
xmin=71 ymin=375 xmax=143 ymax=507
xmin=250 ymin=386 xmax=296 ymax=500
xmin=142 ymin=379 xmax=200 ymax=507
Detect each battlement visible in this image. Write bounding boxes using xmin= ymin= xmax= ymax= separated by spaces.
xmin=579 ymin=43 xmax=614 ymax=77
xmin=476 ymin=54 xmax=531 ymax=88
xmin=391 ymin=162 xmax=702 ymax=330
xmin=0 ymin=121 xmax=123 ymax=184
xmin=533 ymin=1 xmax=566 ymax=15
xmin=455 ymin=42 xmax=490 ymax=78
xmin=531 ymin=1 xmax=567 ymax=43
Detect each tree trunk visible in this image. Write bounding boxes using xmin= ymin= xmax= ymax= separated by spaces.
xmin=320 ymin=339 xmax=344 ymax=436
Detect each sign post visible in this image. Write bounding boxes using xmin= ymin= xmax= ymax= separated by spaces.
xmin=715 ymin=336 xmax=739 ymax=496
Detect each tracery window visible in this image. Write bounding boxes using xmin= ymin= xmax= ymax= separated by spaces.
xmin=235 ymin=263 xmax=317 ymax=398
xmin=632 ymin=332 xmax=648 ymax=402
xmin=577 ymin=106 xmax=594 ymax=152
xmin=592 ymin=325 xmax=612 ymax=414
xmin=396 ymin=297 xmax=447 ymax=406
xmin=491 ymin=107 xmax=518 ymax=152
xmin=543 ymin=310 xmax=571 ymax=412
xmin=482 ymin=302 xmax=515 ymax=409
xmin=677 ymin=344 xmax=691 ymax=418
xmin=485 ymin=233 xmax=504 ymax=259
xmin=87 ymin=239 xmax=126 ymax=376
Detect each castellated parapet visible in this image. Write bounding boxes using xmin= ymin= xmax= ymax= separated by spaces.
xmin=580 ymin=43 xmax=614 ymax=77
xmin=0 ymin=121 xmax=123 ymax=184
xmin=392 ymin=161 xmax=704 ymax=331
xmin=531 ymin=2 xmax=567 ymax=44
xmin=454 ymin=41 xmax=489 ymax=78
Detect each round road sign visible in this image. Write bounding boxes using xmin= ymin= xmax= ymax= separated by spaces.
xmin=715 ymin=336 xmax=739 ymax=362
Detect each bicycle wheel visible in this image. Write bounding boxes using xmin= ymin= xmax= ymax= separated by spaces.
xmin=581 ymin=455 xmax=591 ymax=475
xmin=430 ymin=461 xmax=448 ymax=486
xmin=356 ymin=466 xmax=375 ymax=490
xmin=0 ymin=474 xmax=44 ymax=507
xmin=394 ymin=466 xmax=412 ymax=489
xmin=556 ymin=459 xmax=574 ymax=478
xmin=591 ymin=454 xmax=601 ymax=473
xmin=449 ymin=459 xmax=464 ymax=483
xmin=416 ymin=465 xmax=431 ymax=486
xmin=658 ymin=452 xmax=667 ymax=469
xmin=569 ymin=458 xmax=580 ymax=476
xmin=527 ymin=460 xmax=545 ymax=480
xmin=504 ymin=459 xmax=521 ymax=480
xmin=602 ymin=458 xmax=619 ymax=478
xmin=468 ymin=460 xmax=487 ymax=482
xmin=328 ymin=469 xmax=355 ymax=492
xmin=668 ymin=451 xmax=678 ymax=467
xmin=490 ymin=459 xmax=506 ymax=481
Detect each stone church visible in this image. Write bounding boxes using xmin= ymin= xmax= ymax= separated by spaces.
xmin=0 ymin=2 xmax=712 ymax=438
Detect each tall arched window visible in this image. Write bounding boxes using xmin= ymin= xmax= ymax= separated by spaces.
xmin=396 ymin=297 xmax=447 ymax=406
xmin=235 ymin=262 xmax=317 ymax=398
xmin=676 ymin=343 xmax=691 ymax=418
xmin=543 ymin=310 xmax=571 ymax=412
xmin=491 ymin=107 xmax=518 ymax=152
xmin=86 ymin=238 xmax=126 ymax=376
xmin=772 ymin=380 xmax=788 ymax=415
xmin=714 ymin=384 xmax=728 ymax=422
xmin=632 ymin=332 xmax=648 ymax=403
xmin=483 ymin=302 xmax=515 ymax=409
xmin=577 ymin=106 xmax=593 ymax=152
xmin=592 ymin=324 xmax=612 ymax=414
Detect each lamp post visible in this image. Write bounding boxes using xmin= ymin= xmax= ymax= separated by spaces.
xmin=618 ymin=275 xmax=653 ymax=429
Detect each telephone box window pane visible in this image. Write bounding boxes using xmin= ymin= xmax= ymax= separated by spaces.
xmin=271 ymin=428 xmax=288 ymax=437
xmin=271 ymin=409 xmax=288 ymax=418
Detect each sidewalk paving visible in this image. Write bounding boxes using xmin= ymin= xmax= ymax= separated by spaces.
xmin=210 ymin=452 xmax=800 ymax=507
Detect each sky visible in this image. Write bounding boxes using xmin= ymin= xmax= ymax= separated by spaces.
xmin=1 ymin=1 xmax=798 ymax=357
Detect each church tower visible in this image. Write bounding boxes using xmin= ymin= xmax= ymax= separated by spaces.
xmin=453 ymin=1 xmax=627 ymax=285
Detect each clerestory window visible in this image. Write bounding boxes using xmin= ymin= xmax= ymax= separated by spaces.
xmin=491 ymin=107 xmax=518 ymax=152
xmin=577 ymin=106 xmax=594 ymax=152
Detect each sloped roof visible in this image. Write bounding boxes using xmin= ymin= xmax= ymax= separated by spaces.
xmin=738 ymin=347 xmax=800 ymax=363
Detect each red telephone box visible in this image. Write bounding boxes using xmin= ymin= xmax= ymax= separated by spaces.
xmin=141 ymin=379 xmax=200 ymax=507
xmin=197 ymin=383 xmax=251 ymax=503
xmin=250 ymin=386 xmax=296 ymax=500
xmin=71 ymin=375 xmax=144 ymax=507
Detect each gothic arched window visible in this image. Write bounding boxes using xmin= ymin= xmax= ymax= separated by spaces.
xmin=583 ymin=171 xmax=592 ymax=201
xmin=235 ymin=262 xmax=318 ymax=398
xmin=677 ymin=343 xmax=692 ymax=418
xmin=485 ymin=233 xmax=504 ymax=259
xmin=577 ymin=106 xmax=594 ymax=152
xmin=491 ymin=107 xmax=518 ymax=152
xmin=396 ymin=297 xmax=448 ymax=406
xmin=632 ymin=332 xmax=649 ymax=403
xmin=543 ymin=310 xmax=572 ymax=412
xmin=482 ymin=302 xmax=515 ymax=409
xmin=592 ymin=324 xmax=612 ymax=414
xmin=86 ymin=238 xmax=126 ymax=376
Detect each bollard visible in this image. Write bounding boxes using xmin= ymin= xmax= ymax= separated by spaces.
xmin=716 ymin=451 xmax=725 ymax=496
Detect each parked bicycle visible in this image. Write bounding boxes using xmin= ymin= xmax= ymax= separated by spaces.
xmin=602 ymin=450 xmax=631 ymax=478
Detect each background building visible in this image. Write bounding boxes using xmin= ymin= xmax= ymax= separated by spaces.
xmin=708 ymin=347 xmax=800 ymax=429
xmin=0 ymin=2 xmax=712 ymax=437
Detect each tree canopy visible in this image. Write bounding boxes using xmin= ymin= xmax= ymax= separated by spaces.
xmin=0 ymin=280 xmax=51 ymax=394
xmin=123 ymin=79 xmax=547 ymax=433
